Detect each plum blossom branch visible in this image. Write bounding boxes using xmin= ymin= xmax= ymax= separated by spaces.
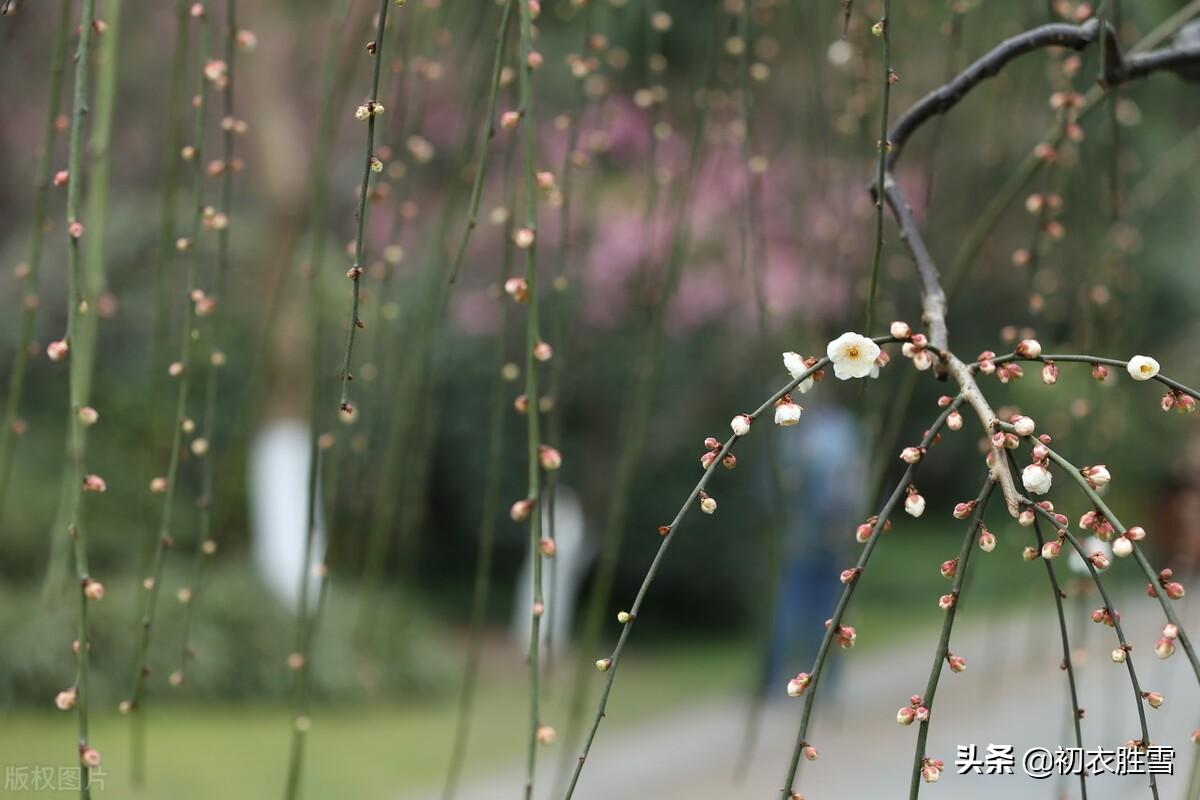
xmin=563 ymin=338 xmax=896 ymax=800
xmin=988 ymin=352 xmax=1200 ymax=402
xmin=863 ymin=0 xmax=893 ymax=335
xmin=781 ymin=392 xmax=966 ymax=799
xmin=907 ymin=475 xmax=996 ymax=797
xmin=337 ymin=0 xmax=394 ymax=414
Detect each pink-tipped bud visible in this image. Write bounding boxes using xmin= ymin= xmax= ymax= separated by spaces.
xmin=786 ymin=672 xmax=811 ymax=697
xmin=500 ymin=110 xmax=521 ymax=129
xmin=55 ymin=688 xmax=77 ymax=711
xmin=1091 ymin=363 xmax=1109 ymax=382
xmin=510 ymin=498 xmax=534 ymax=522
xmin=896 ymin=706 xmax=916 ymax=726
xmin=1125 ymin=525 xmax=1146 ymax=542
xmin=904 ymin=489 xmax=926 ymax=518
xmin=803 ymin=746 xmax=819 ymax=761
xmin=504 ymin=276 xmax=529 ymax=302
xmin=1163 ymin=623 xmax=1179 ymax=640
xmin=1089 ymin=551 xmax=1110 ymax=571
xmin=952 ymin=501 xmax=975 ymax=520
xmin=889 ymin=320 xmax=912 ymax=339
xmin=513 ymin=227 xmax=536 ymax=249
xmin=1012 ymin=416 xmax=1036 ymax=436
xmin=914 ymin=706 xmax=931 ymax=722
xmin=47 ymin=339 xmax=70 ymax=362
xmin=1022 ymin=546 xmax=1038 ymax=561
xmin=947 ymin=654 xmax=967 ymax=673
xmin=1082 ymin=464 xmax=1110 ymax=488
xmin=1041 ymin=361 xmax=1059 ymax=384
xmin=538 ymin=445 xmax=561 ymax=471
xmin=700 ymin=451 xmax=717 ymax=470
xmin=978 ymin=530 xmax=996 ymax=552
xmin=946 ymin=410 xmax=963 ymax=430
xmin=1143 ymin=691 xmax=1164 ymax=709
xmin=1155 ymin=638 xmax=1176 ymax=659
xmin=839 ymin=568 xmax=859 ymax=585
xmin=535 ymin=170 xmax=555 ymax=190
xmin=1112 ymin=536 xmax=1133 ymax=558
xmin=1015 ymin=338 xmax=1042 ymax=358
xmin=730 ymin=414 xmax=751 ymax=436
xmin=855 ymin=522 xmax=873 ymax=543
xmin=940 ymin=559 xmax=958 ymax=579
xmin=1164 ymin=582 xmax=1186 ymax=600
xmin=82 ymin=474 xmax=107 ymax=493
xmin=535 ymin=724 xmax=556 ymax=744
xmin=538 ymin=538 xmax=556 ymax=557
xmin=526 ymin=50 xmax=544 ymax=69
xmin=1176 ymin=394 xmax=1197 ymax=414
xmin=533 ymin=340 xmax=553 ymax=362
xmin=1112 ymin=647 xmax=1127 ymax=663
xmin=899 ymin=446 xmax=923 ymax=464
xmin=78 ymin=406 xmax=99 ymax=426
xmin=83 ymin=580 xmax=104 ymax=601
xmin=704 ymin=436 xmax=721 ymax=450
xmin=1041 ymin=540 xmax=1062 ymax=560
xmin=938 ymin=594 xmax=955 ymax=610
xmin=1018 ymin=508 xmax=1035 ymax=527
xmin=699 ymin=492 xmax=717 ymax=514
xmin=80 ymin=747 xmax=101 ymax=768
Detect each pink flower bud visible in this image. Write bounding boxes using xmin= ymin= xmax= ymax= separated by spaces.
xmin=1143 ymin=691 xmax=1164 ymax=709
xmin=912 ymin=350 xmax=934 ymax=371
xmin=722 ymin=453 xmax=737 ymax=470
xmin=510 ymin=498 xmax=534 ymax=522
xmin=1163 ymin=623 xmax=1179 ymax=640
xmin=896 ymin=706 xmax=915 ymax=725
xmin=1041 ymin=540 xmax=1061 ymax=560
xmin=80 ymin=747 xmax=101 ymax=768
xmin=889 ymin=320 xmax=912 ymax=339
xmin=704 ymin=436 xmax=721 ymax=450
xmin=904 ymin=488 xmax=926 ymax=518
xmin=83 ymin=580 xmax=104 ymax=601
xmin=47 ymin=339 xmax=70 ymax=362
xmin=899 ymin=446 xmax=923 ymax=464
xmin=1155 ymin=638 xmax=1176 ymax=659
xmin=535 ymin=170 xmax=555 ymax=190
xmin=1022 ymin=546 xmax=1038 ymax=561
xmin=940 ymin=559 xmax=958 ymax=579
xmin=1112 ymin=536 xmax=1133 ymax=558
xmin=513 ymin=226 xmax=536 ymax=249
xmin=978 ymin=530 xmax=996 ymax=552
xmin=1012 ymin=416 xmax=1036 ymax=436
xmin=533 ymin=340 xmax=553 ymax=362
xmin=1177 ymin=394 xmax=1197 ymax=414
xmin=839 ymin=568 xmax=859 ymax=585
xmin=699 ymin=492 xmax=717 ymax=514
xmin=1031 ymin=443 xmax=1049 ymax=461
xmin=1041 ymin=361 xmax=1059 ymax=384
xmin=946 ymin=410 xmax=963 ymax=430
xmin=504 ymin=276 xmax=529 ymax=302
xmin=1125 ymin=525 xmax=1146 ymax=542
xmin=700 ymin=451 xmax=717 ymax=470
xmin=786 ymin=672 xmax=811 ymax=697
xmin=1082 ymin=464 xmax=1111 ymax=488
xmin=500 ymin=110 xmax=521 ymax=129
xmin=730 ymin=414 xmax=751 ymax=436
xmin=938 ymin=594 xmax=955 ymax=610
xmin=1164 ymin=582 xmax=1186 ymax=600
xmin=538 ymin=538 xmax=556 ymax=557
xmin=947 ymin=654 xmax=967 ymax=673
xmin=1091 ymin=363 xmax=1109 ymax=382
xmin=855 ymin=522 xmax=873 ymax=543
xmin=55 ymin=688 xmax=77 ymax=711
xmin=952 ymin=501 xmax=975 ymax=520
xmin=914 ymin=705 xmax=930 ymax=722
xmin=1089 ymin=551 xmax=1110 ymax=571
xmin=82 ymin=474 xmax=107 ymax=493
xmin=803 ymin=746 xmax=819 ymax=761
xmin=1015 ymin=338 xmax=1042 ymax=358
xmin=526 ymin=50 xmax=544 ymax=69
xmin=538 ymin=445 xmax=561 ymax=471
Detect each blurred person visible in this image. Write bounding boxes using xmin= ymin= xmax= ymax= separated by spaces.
xmin=762 ymin=399 xmax=865 ymax=693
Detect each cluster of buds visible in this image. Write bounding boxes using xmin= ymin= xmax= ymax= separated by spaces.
xmin=900 ymin=332 xmax=933 ymax=371
xmin=920 ymin=756 xmax=945 ymax=783
xmin=1021 ymin=442 xmax=1053 ymax=495
xmin=1149 ymin=568 xmax=1186 ymax=601
xmin=699 ymin=436 xmax=736 ymax=471
xmin=1077 ymin=509 xmax=1116 ymax=540
xmin=977 ymin=350 xmax=1024 ymax=383
xmin=1161 ymin=389 xmax=1197 ymax=414
xmin=786 ymin=671 xmax=811 ymax=697
xmin=937 ymin=395 xmax=963 ymax=430
xmin=354 ymin=100 xmax=385 ymax=121
xmin=904 ymin=485 xmax=926 ymax=518
xmin=897 ymin=695 xmax=930 ymax=726
xmin=825 ymin=620 xmax=857 ymax=649
xmin=855 ymin=515 xmax=891 ymax=543
xmin=1091 ymin=607 xmax=1119 ymax=628
xmin=774 ymin=394 xmax=802 ymax=427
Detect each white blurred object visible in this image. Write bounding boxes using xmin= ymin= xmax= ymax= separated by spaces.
xmin=512 ymin=485 xmax=592 ymax=649
xmin=249 ymin=419 xmax=324 ymax=610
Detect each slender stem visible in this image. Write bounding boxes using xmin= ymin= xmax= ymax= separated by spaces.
xmin=1024 ymin=502 xmax=1159 ymax=799
xmin=63 ymin=0 xmax=98 ymax=795
xmin=337 ymin=0 xmax=393 ymax=412
xmin=445 ymin=0 xmax=514 ymax=285
xmin=1028 ymin=515 xmax=1088 ymax=800
xmin=126 ymin=0 xmax=211 ymax=718
xmin=988 ymin=353 xmax=1200 ymax=401
xmin=561 ymin=338 xmax=902 ymax=800
xmin=780 ymin=394 xmax=964 ymax=799
xmin=908 ymin=476 xmax=996 ymax=799
xmin=178 ymin=0 xmax=238 ymax=684
xmin=516 ymin=2 xmax=545 ymax=797
xmin=863 ymin=0 xmax=892 ymax=335
xmin=0 ymin=0 xmax=71 ymax=524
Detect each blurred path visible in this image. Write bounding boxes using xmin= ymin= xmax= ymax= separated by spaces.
xmin=402 ymin=590 xmax=1200 ymax=799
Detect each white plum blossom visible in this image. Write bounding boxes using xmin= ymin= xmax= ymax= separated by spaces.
xmin=826 ymin=332 xmax=881 ymax=380
xmin=782 ymin=351 xmax=815 ymax=393
xmin=775 ymin=401 xmax=802 ymax=427
xmin=1022 ymin=463 xmax=1053 ymax=495
xmin=730 ymin=414 xmax=751 ymax=436
xmin=1127 ymin=355 xmax=1160 ymax=381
